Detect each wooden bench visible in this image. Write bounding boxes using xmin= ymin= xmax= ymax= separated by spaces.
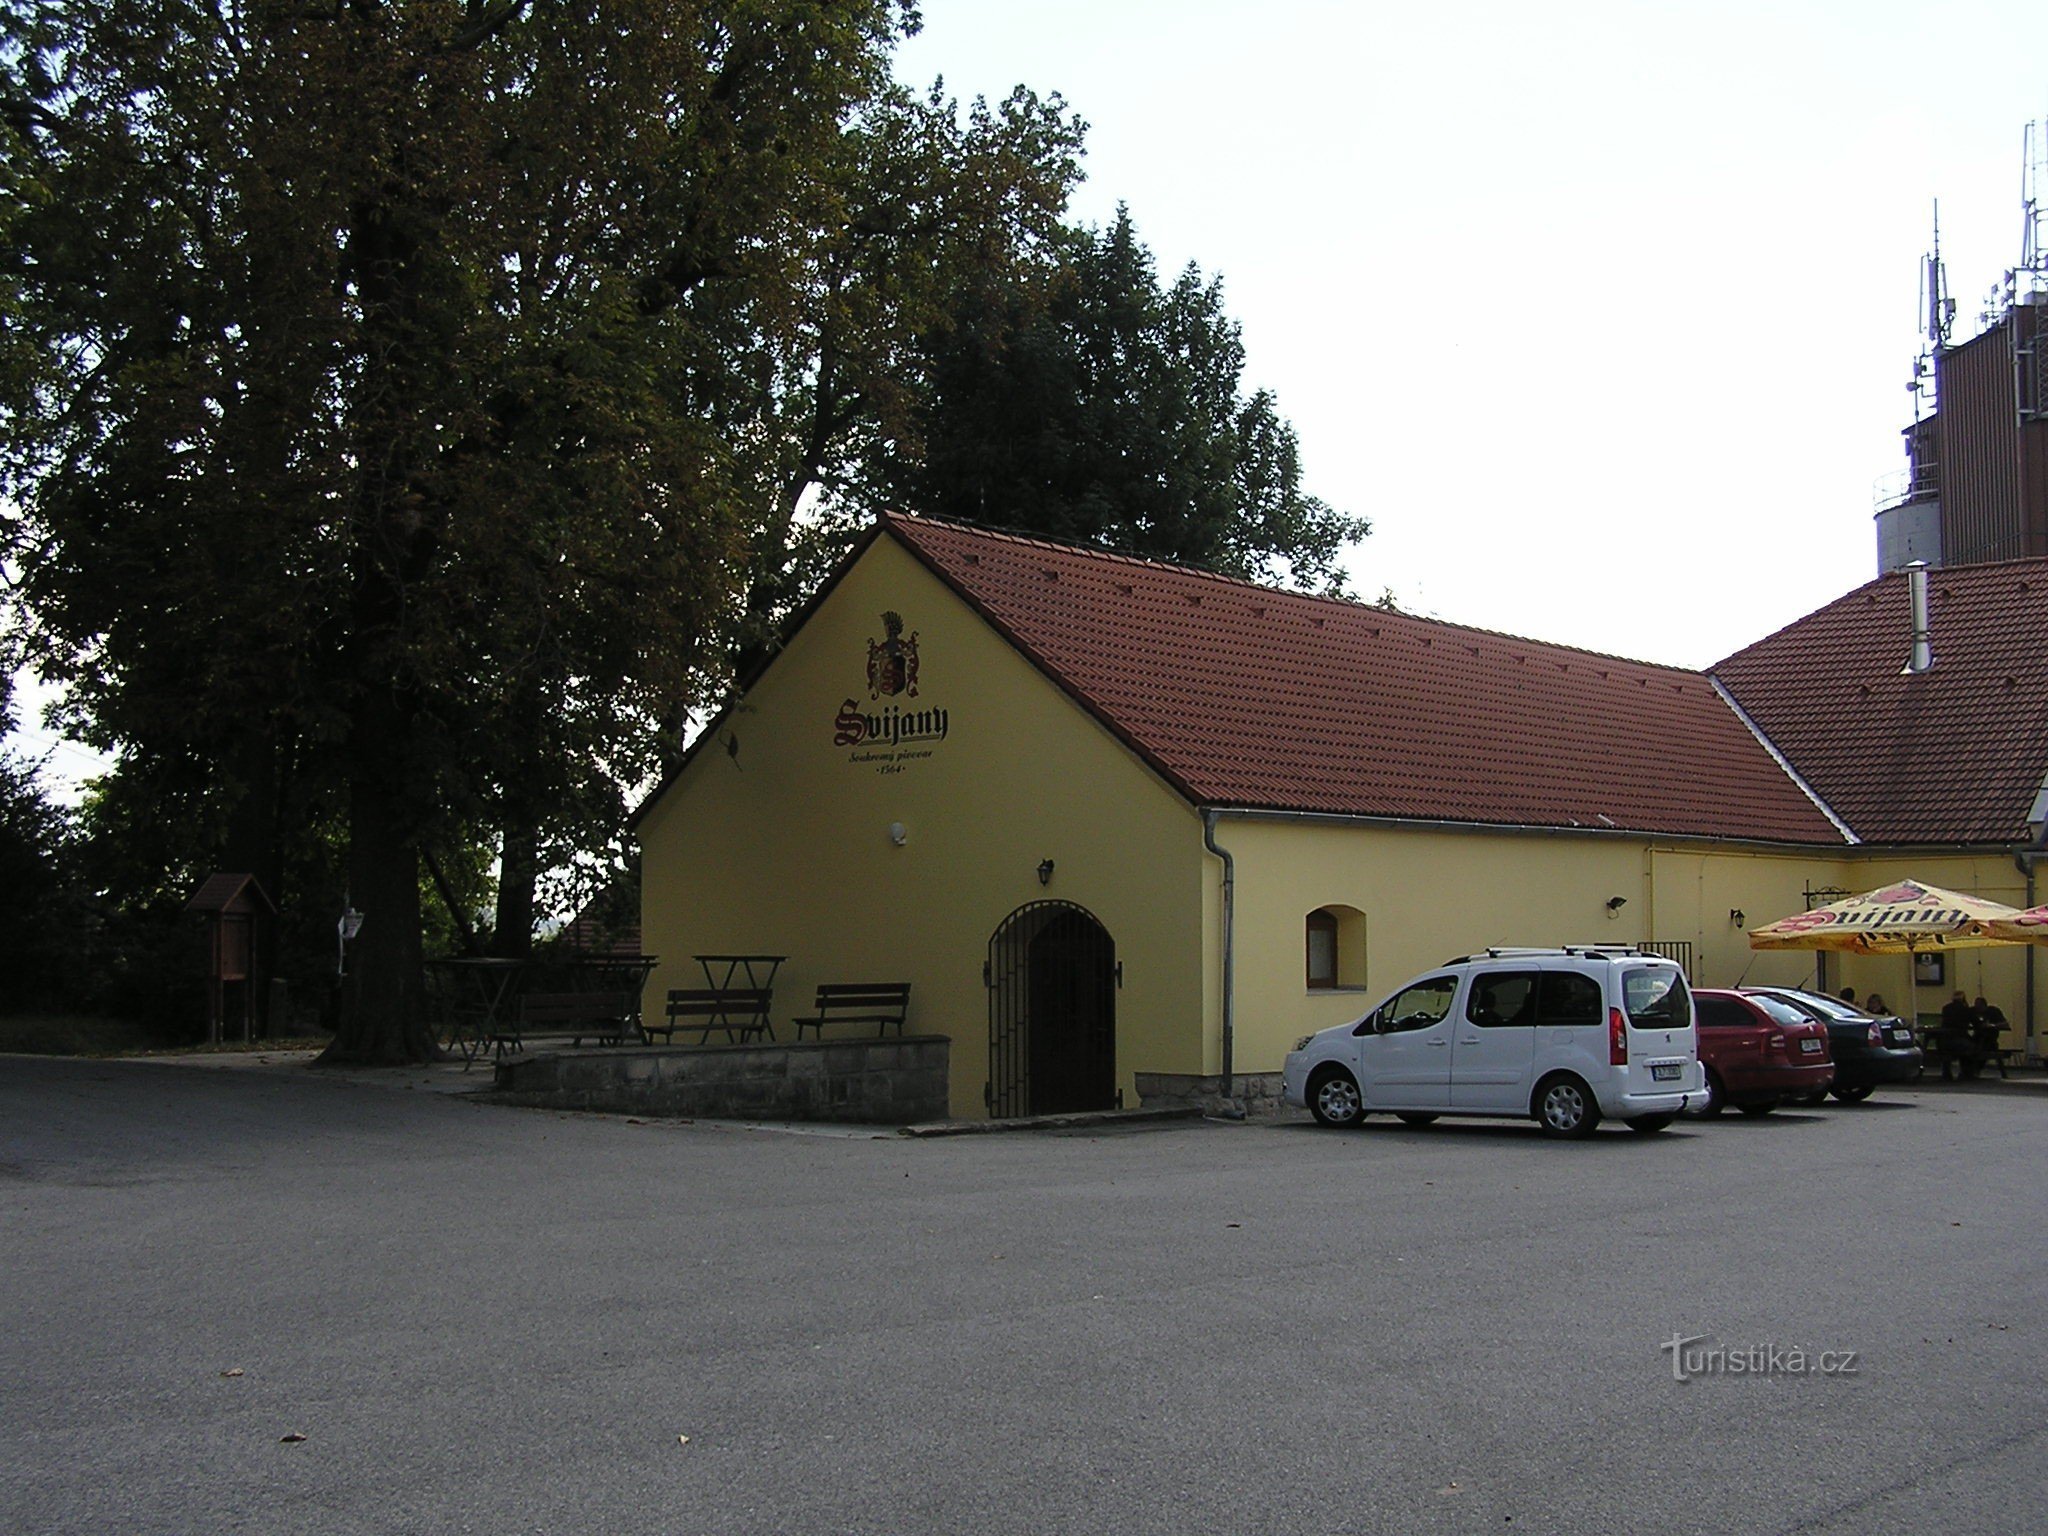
xmin=650 ymin=987 xmax=774 ymax=1045
xmin=489 ymin=991 xmax=636 ymax=1062
xmin=791 ymin=983 xmax=911 ymax=1040
xmin=1921 ymin=1031 xmax=2020 ymax=1080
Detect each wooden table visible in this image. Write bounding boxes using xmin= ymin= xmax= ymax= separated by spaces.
xmin=560 ymin=954 xmax=660 ymax=1040
xmin=424 ymin=958 xmax=526 ymax=1069
xmin=693 ymin=954 xmax=786 ymax=991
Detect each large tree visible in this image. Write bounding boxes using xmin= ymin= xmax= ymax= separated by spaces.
xmin=869 ymin=205 xmax=1367 ymax=592
xmin=1 ymin=2 xmax=1085 ymax=1060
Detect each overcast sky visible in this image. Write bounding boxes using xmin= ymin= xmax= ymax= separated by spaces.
xmin=895 ymin=0 xmax=2048 ymax=667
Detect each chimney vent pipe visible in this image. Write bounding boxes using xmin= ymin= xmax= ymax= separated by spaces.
xmin=1902 ymin=561 xmax=1933 ymax=674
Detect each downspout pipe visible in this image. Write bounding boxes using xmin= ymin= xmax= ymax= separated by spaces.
xmin=1202 ymin=809 xmax=1242 ymax=1118
xmin=2019 ymin=811 xmax=2048 ymax=1062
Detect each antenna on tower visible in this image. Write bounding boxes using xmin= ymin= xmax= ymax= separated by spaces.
xmin=1926 ymin=201 xmax=1955 ymax=346
xmin=1912 ymin=201 xmax=1953 ymax=416
xmin=2018 ymin=119 xmax=2047 ymax=301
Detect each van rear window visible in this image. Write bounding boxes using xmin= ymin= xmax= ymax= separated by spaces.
xmin=1624 ymin=968 xmax=1690 ymax=1030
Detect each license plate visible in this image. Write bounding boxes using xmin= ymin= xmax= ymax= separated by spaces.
xmin=1651 ymin=1063 xmax=1681 ymax=1081
xmin=1800 ymin=1038 xmax=1822 ymax=1053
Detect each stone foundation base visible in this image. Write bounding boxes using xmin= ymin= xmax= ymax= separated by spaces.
xmin=1133 ymin=1070 xmax=1291 ymax=1119
xmin=492 ymin=1036 xmax=949 ymax=1124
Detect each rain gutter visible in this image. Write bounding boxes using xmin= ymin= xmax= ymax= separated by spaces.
xmin=2017 ymin=778 xmax=2048 ymax=1061
xmin=1198 ymin=804 xmax=1849 ymax=853
xmin=1201 ymin=810 xmax=1240 ymax=1116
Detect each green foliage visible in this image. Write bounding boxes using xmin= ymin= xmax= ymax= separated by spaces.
xmin=723 ymin=75 xmax=1086 ymax=666
xmin=867 ymin=206 xmax=1368 ymax=593
xmin=0 ymin=740 xmax=83 ymax=1010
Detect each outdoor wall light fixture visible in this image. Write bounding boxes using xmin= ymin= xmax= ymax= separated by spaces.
xmin=336 ymin=904 xmax=363 ymax=976
xmin=888 ymin=822 xmax=908 ymax=847
xmin=1730 ymin=908 xmax=1746 ymax=927
xmin=1605 ymin=895 xmax=1628 ymax=913
xmin=1037 ymin=859 xmax=1055 ymax=886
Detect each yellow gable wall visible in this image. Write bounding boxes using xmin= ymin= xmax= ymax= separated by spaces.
xmin=637 ymin=535 xmax=1213 ymax=1118
xmin=1214 ymin=822 xmax=2038 ymax=1073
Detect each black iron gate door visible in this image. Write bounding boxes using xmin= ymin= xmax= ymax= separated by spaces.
xmin=986 ymin=901 xmax=1116 ymax=1117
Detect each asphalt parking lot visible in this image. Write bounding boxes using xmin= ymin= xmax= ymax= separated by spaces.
xmin=3 ymin=1055 xmax=2045 ymax=1536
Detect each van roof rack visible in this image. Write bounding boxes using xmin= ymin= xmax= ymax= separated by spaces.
xmin=1439 ymin=944 xmax=1659 ymax=965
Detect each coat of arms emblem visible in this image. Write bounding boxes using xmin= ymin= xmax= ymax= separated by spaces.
xmin=866 ymin=611 xmax=920 ymax=698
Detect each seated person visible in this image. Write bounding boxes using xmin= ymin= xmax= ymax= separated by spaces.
xmin=1972 ymin=996 xmax=2007 ymax=1052
xmin=1863 ymin=992 xmax=1889 ymax=1015
xmin=1939 ymin=990 xmax=1984 ymax=1078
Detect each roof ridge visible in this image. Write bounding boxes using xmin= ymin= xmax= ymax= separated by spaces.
xmin=883 ymin=512 xmax=1700 ymax=677
xmin=880 ymin=510 xmax=1299 ymax=592
xmin=1712 ymin=554 xmax=2048 ymax=672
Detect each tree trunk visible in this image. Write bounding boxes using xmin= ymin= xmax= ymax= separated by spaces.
xmin=492 ymin=811 xmax=538 ymax=959
xmin=326 ymin=761 xmax=433 ymax=1064
xmin=316 ymin=111 xmax=442 ymax=1065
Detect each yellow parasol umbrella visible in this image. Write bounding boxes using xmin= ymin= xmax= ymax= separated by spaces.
xmin=1987 ymin=905 xmax=2048 ymax=944
xmin=1748 ymin=880 xmax=2026 ymax=1019
xmin=1747 ymin=879 xmax=2025 ymax=954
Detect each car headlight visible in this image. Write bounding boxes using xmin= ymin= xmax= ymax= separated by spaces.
xmin=1293 ymin=1034 xmax=1317 ymax=1052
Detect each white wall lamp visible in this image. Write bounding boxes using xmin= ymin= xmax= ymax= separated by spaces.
xmin=887 ymin=822 xmax=908 ymax=847
xmin=1730 ymin=908 xmax=1746 ymax=927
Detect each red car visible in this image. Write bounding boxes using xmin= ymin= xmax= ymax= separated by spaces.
xmin=1688 ymin=989 xmax=1835 ymax=1115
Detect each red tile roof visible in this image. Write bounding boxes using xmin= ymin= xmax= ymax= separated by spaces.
xmin=1712 ymin=559 xmax=2048 ymax=845
xmin=885 ymin=516 xmax=1845 ymax=844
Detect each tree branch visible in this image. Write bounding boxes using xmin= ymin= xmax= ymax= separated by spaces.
xmin=448 ymin=0 xmax=533 ymax=52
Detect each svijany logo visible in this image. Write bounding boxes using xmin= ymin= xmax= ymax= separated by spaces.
xmin=833 ymin=612 xmax=952 ymax=769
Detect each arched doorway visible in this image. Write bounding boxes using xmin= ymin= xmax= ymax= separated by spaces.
xmin=986 ymin=901 xmax=1117 ymax=1117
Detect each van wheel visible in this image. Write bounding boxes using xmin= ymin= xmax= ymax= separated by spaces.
xmin=1625 ymin=1114 xmax=1674 ymax=1134
xmin=1689 ymin=1070 xmax=1726 ymax=1117
xmin=1307 ymin=1067 xmax=1365 ymax=1128
xmin=1396 ymin=1112 xmax=1439 ymax=1126
xmin=1535 ymin=1075 xmax=1600 ymax=1138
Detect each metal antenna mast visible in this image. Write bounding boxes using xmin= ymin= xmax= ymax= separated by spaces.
xmin=1912 ymin=201 xmax=1953 ymax=419
xmin=2020 ymin=119 xmax=2047 ymax=299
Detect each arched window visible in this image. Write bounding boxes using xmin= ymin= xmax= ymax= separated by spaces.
xmin=1306 ymin=909 xmax=1339 ymax=989
xmin=1306 ymin=905 xmax=1367 ymax=990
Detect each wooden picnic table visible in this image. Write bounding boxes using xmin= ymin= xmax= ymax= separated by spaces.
xmin=693 ymin=954 xmax=786 ymax=991
xmin=1917 ymin=1024 xmax=2019 ymax=1080
xmin=560 ymin=954 xmax=660 ymax=1039
xmin=423 ymin=957 xmax=526 ymax=1069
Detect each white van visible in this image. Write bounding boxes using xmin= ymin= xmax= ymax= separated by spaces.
xmin=1281 ymin=947 xmax=1702 ymax=1137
